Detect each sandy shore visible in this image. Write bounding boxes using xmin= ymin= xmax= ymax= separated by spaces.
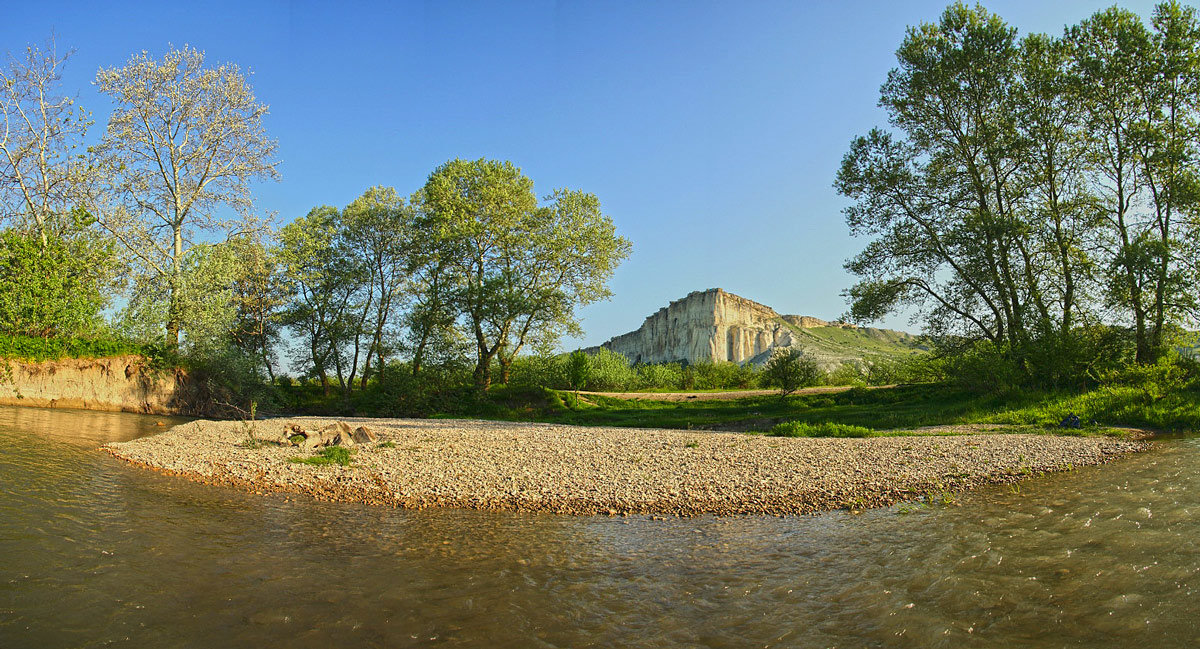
xmin=104 ymin=417 xmax=1149 ymax=516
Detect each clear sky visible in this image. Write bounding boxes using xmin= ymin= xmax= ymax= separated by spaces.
xmin=3 ymin=0 xmax=1167 ymax=348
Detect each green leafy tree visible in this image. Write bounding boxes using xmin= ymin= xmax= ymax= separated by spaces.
xmin=342 ymin=186 xmax=417 ymax=387
xmin=227 ymin=232 xmax=289 ymax=382
xmin=761 ymin=349 xmax=821 ymax=397
xmin=565 ymin=349 xmax=591 ymax=406
xmin=0 ymin=220 xmax=113 ymax=337
xmin=92 ymin=45 xmax=280 ymax=349
xmin=418 ymin=158 xmax=630 ymax=390
xmin=278 ymin=206 xmax=371 ymax=397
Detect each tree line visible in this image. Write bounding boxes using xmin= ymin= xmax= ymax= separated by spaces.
xmin=0 ymin=40 xmax=630 ymax=400
xmin=838 ymin=1 xmax=1200 ymax=386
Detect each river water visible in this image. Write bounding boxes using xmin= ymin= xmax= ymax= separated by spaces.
xmin=1 ymin=405 xmax=1198 ymax=648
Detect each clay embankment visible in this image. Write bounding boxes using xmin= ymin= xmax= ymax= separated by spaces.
xmin=0 ymin=355 xmax=194 ymax=415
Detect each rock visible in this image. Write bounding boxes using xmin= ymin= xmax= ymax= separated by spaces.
xmin=586 ymin=288 xmax=915 ymax=369
xmin=351 ymin=426 xmax=377 ymax=443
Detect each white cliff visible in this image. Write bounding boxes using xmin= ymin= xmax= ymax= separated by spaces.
xmin=591 ymin=288 xmax=917 ymax=368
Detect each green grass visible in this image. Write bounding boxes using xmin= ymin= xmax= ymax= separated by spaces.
xmin=289 ymin=446 xmax=354 ymax=466
xmin=448 ymin=382 xmax=1198 ymax=436
xmin=769 ymin=421 xmax=876 ymax=437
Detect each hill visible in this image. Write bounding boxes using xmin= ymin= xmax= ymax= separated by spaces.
xmin=589 ymin=288 xmax=924 ymax=369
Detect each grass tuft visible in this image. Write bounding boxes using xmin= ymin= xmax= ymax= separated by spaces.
xmin=289 ymin=446 xmax=354 ymax=467
xmin=769 ymin=421 xmax=876 ymax=438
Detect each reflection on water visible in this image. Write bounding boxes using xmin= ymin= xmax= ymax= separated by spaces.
xmin=1 ymin=405 xmax=1198 ymax=648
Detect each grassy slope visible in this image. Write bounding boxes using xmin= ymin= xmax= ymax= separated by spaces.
xmin=455 ymin=383 xmax=1199 ymax=436
xmin=774 ymin=319 xmax=926 ymax=361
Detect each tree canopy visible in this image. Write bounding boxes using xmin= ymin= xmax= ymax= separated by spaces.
xmin=837 ymin=1 xmax=1200 ymax=384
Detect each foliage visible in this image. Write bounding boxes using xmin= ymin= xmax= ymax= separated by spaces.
xmin=0 ymin=225 xmax=114 ymax=337
xmin=836 ymin=1 xmax=1200 ymax=384
xmin=278 ymin=205 xmax=365 ymax=397
xmin=769 ymin=421 xmax=876 ymax=438
xmin=0 ymin=333 xmax=144 ymax=362
xmin=564 ymin=349 xmax=591 ymax=404
xmin=761 ymin=349 xmax=822 ymax=396
xmin=418 ymin=158 xmax=631 ymax=389
xmin=92 ymin=44 xmax=280 ymax=347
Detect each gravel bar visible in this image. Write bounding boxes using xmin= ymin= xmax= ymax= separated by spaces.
xmin=104 ymin=417 xmax=1150 ymax=517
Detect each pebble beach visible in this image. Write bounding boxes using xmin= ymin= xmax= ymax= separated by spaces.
xmin=104 ymin=417 xmax=1149 ymax=516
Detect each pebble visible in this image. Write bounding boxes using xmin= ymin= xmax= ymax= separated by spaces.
xmin=103 ymin=416 xmax=1150 ymax=517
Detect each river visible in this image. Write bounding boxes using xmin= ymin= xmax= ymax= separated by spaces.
xmin=1 ymin=405 xmax=1197 ymax=648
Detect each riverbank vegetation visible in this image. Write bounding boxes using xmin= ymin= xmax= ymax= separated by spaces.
xmin=2 ymin=3 xmax=1199 ymax=436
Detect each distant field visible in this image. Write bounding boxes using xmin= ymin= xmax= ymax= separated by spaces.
xmin=460 ymin=382 xmax=1198 ymax=437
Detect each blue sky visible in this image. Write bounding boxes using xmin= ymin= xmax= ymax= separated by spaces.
xmin=3 ymin=0 xmax=1167 ymax=348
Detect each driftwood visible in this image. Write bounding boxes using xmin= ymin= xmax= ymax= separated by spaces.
xmin=283 ymin=422 xmax=379 ymax=449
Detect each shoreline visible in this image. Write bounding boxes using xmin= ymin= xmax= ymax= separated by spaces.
xmin=104 ymin=417 xmax=1150 ymax=517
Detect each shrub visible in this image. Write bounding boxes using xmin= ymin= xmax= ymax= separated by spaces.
xmin=826 ymin=362 xmax=867 ymax=387
xmin=585 ymin=348 xmax=637 ymax=391
xmin=689 ymin=361 xmax=759 ymax=390
xmin=769 ymin=421 xmax=876 ymax=437
xmin=0 ymin=333 xmax=146 ymax=362
xmin=761 ymin=349 xmax=822 ymax=396
xmin=0 ymin=227 xmax=114 ymax=338
xmin=636 ymin=362 xmax=684 ymax=390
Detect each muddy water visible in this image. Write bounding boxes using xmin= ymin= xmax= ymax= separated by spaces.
xmin=1 ymin=405 xmax=1197 ymax=648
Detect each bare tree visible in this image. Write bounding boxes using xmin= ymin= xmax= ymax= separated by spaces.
xmin=0 ymin=38 xmax=93 ymax=247
xmin=93 ymin=45 xmax=280 ymax=347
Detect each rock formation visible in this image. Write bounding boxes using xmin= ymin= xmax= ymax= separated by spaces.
xmin=590 ymin=288 xmax=919 ymax=368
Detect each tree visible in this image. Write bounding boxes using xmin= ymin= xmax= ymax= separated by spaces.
xmin=278 ymin=206 xmax=362 ymax=396
xmin=1067 ymin=2 xmax=1200 ymax=363
xmin=342 ymin=186 xmax=416 ymax=387
xmin=565 ymin=349 xmax=591 ymax=406
xmin=93 ymin=45 xmax=279 ymax=349
xmin=761 ymin=349 xmax=821 ymax=397
xmin=0 ymin=217 xmax=114 ymax=337
xmin=0 ymin=39 xmax=93 ymax=247
xmin=418 ymin=158 xmax=630 ymax=390
xmin=227 ymin=232 xmax=288 ymax=382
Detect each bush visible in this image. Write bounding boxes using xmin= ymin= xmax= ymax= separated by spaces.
xmin=0 ymin=333 xmax=146 ymax=362
xmin=825 ymin=362 xmax=867 ymax=387
xmin=585 ymin=348 xmax=637 ymax=391
xmin=689 ymin=361 xmax=759 ymax=390
xmin=863 ymin=353 xmax=944 ymax=385
xmin=0 ymin=227 xmax=114 ymax=338
xmin=761 ymin=349 xmax=822 ymax=396
xmin=769 ymin=421 xmax=876 ymax=437
xmin=636 ymin=362 xmax=684 ymax=390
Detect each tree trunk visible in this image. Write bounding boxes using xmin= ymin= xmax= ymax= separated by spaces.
xmin=499 ymin=356 xmax=512 ymax=385
xmin=260 ymin=335 xmax=275 ymax=383
xmin=166 ymin=223 xmax=184 ymax=348
xmin=474 ymin=357 xmax=492 ymax=391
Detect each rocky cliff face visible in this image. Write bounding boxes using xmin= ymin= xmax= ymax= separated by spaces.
xmin=592 ymin=288 xmax=916 ymax=368
xmin=0 ymin=355 xmax=194 ymax=415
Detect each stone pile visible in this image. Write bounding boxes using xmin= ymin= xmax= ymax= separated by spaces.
xmin=282 ymin=421 xmax=378 ymax=449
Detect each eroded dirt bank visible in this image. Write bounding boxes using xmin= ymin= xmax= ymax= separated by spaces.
xmin=0 ymin=356 xmax=194 ymax=415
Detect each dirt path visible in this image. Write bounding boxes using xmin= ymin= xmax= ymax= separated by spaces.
xmin=577 ymin=385 xmax=888 ymax=402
